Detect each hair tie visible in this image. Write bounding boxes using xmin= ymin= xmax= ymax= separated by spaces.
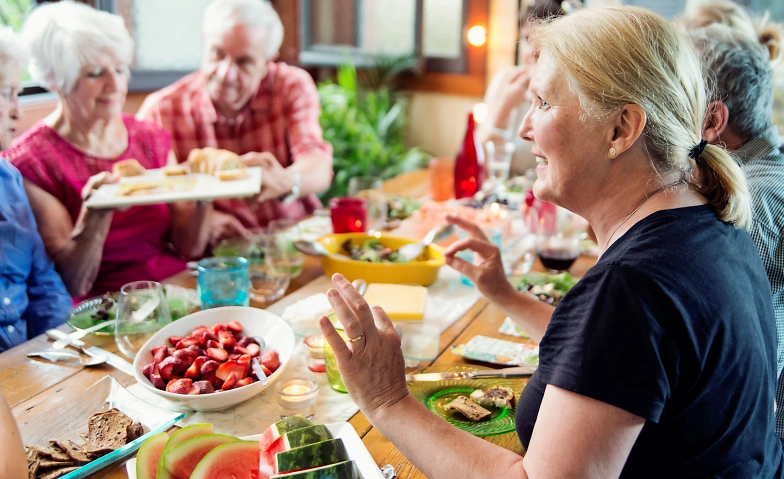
xmin=689 ymin=140 xmax=709 ymax=159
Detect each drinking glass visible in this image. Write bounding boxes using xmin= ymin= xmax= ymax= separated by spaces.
xmin=246 ymin=233 xmax=291 ymax=304
xmin=330 ymin=197 xmax=367 ymax=233
xmin=535 ymin=233 xmax=581 ymax=273
xmin=267 ymin=219 xmax=305 ymax=278
xmin=197 ymin=257 xmax=250 ymax=309
xmin=115 ymin=281 xmax=172 ymax=359
xmin=348 ymin=176 xmax=387 ymax=232
xmin=428 ymin=157 xmax=454 ymax=201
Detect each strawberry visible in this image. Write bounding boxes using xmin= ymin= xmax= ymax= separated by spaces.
xmin=261 ymin=364 xmax=272 ymax=377
xmin=166 ymin=378 xmax=194 ymax=394
xmin=237 ymin=354 xmax=251 ymax=365
xmin=175 ymin=336 xmax=199 ymax=350
xmin=152 ymin=346 xmax=168 ymax=365
xmin=202 ymin=371 xmax=223 ymax=390
xmin=185 ymin=357 xmax=207 ymax=379
xmin=212 ymin=324 xmax=227 ymax=335
xmin=237 ymin=337 xmax=256 ymax=348
xmin=234 ymin=377 xmax=253 ymax=388
xmin=228 ymin=353 xmax=241 ymax=361
xmin=200 ymin=359 xmax=220 ymax=375
xmin=233 ymin=346 xmax=250 ymax=356
xmin=186 ymin=345 xmax=204 ymax=358
xmin=246 ymin=343 xmax=261 ymax=358
xmin=206 ymin=347 xmax=228 ymax=362
xmin=221 ymin=372 xmax=237 ymax=391
xmin=158 ymin=356 xmax=177 ymax=381
xmin=142 ymin=363 xmax=154 ymax=380
xmin=216 ymin=360 xmax=248 ymax=381
xmin=198 ymin=331 xmax=218 ymax=348
xmin=218 ymin=330 xmax=236 ymax=350
xmin=191 ymin=326 xmax=211 ymax=337
xmin=193 ymin=380 xmax=215 ymax=394
xmin=207 ymin=340 xmax=222 ymax=350
xmin=260 ymin=350 xmax=281 ymax=373
xmin=150 ymin=365 xmax=166 ymax=390
xmin=167 ymin=336 xmax=183 ymax=346
xmin=226 ymin=321 xmax=243 ymax=333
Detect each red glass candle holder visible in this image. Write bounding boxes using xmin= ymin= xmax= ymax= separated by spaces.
xmin=330 ymin=197 xmax=367 ymax=233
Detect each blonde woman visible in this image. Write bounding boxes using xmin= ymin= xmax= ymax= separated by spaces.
xmin=0 ymin=392 xmax=26 ymax=479
xmin=319 ymin=6 xmax=783 ymax=478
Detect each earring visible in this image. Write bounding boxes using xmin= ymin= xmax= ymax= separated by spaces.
xmin=609 ymin=147 xmax=617 ymax=156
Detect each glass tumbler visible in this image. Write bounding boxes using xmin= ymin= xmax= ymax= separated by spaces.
xmin=115 ymin=281 xmax=171 ymax=359
xmin=246 ymin=233 xmax=291 ymax=304
xmin=348 ymin=176 xmax=387 ymax=232
xmin=267 ymin=219 xmax=305 ymax=278
xmin=197 ymin=257 xmax=250 ymax=309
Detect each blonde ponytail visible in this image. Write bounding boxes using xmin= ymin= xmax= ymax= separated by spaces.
xmin=695 ymin=144 xmax=751 ymax=228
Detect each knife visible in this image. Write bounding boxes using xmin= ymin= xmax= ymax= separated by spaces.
xmin=45 ymin=329 xmax=136 ymax=377
xmin=405 ymin=365 xmax=536 ymax=382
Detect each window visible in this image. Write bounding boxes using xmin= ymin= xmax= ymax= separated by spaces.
xmin=0 ymin=0 xmax=34 ymax=83
xmin=299 ymin=0 xmax=483 ymax=74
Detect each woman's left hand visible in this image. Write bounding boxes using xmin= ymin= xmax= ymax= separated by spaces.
xmin=319 ymin=273 xmax=409 ymax=417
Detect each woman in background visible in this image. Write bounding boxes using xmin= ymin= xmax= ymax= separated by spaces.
xmin=5 ymin=2 xmax=212 ymax=300
xmin=478 ymin=0 xmax=575 ymax=175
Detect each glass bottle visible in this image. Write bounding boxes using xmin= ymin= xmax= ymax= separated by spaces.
xmin=453 ymin=112 xmax=485 ymax=199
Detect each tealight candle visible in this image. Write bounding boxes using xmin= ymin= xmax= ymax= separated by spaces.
xmin=275 ymin=378 xmax=319 ymax=419
xmin=304 ymin=334 xmax=326 ymax=373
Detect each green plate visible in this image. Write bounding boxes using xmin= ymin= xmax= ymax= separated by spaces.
xmin=66 ymin=286 xmax=200 ymax=335
xmin=408 ymin=365 xmax=526 ymax=437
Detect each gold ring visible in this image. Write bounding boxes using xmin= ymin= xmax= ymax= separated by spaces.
xmin=347 ymin=333 xmax=364 ymax=343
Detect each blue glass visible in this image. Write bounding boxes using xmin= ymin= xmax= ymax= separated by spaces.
xmin=456 ymin=227 xmax=503 ymax=287
xmin=197 ymin=257 xmax=250 ymax=309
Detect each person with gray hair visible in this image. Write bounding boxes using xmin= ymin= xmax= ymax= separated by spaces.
xmin=4 ymin=1 xmax=212 ymax=300
xmin=0 ymin=26 xmax=71 ymax=352
xmin=138 ymin=0 xmax=333 ymax=242
xmin=689 ymin=21 xmax=784 ymax=443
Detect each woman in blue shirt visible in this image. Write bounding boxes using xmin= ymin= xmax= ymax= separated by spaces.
xmin=0 ymin=27 xmax=70 ymax=352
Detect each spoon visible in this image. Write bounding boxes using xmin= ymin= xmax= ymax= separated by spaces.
xmin=27 ymin=350 xmax=107 ymax=366
xmin=293 ymin=239 xmax=331 ymax=257
xmin=397 ymin=224 xmax=456 ymax=263
xmin=250 ymin=336 xmax=269 ymax=385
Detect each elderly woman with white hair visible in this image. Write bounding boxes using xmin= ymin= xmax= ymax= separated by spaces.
xmin=138 ymin=0 xmax=333 ymax=241
xmin=4 ymin=2 xmax=212 ymax=300
xmin=319 ymin=6 xmax=783 ymax=478
xmin=0 ymin=26 xmax=71 ymax=352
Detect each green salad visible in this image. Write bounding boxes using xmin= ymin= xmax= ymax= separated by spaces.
xmin=341 ymin=238 xmax=405 ymax=263
xmin=387 ymin=196 xmax=420 ymax=220
xmin=512 ymin=272 xmax=578 ymax=306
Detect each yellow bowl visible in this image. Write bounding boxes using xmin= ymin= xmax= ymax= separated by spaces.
xmin=317 ymin=233 xmax=444 ymax=286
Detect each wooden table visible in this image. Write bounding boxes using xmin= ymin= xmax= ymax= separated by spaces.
xmin=1 ymin=169 xmax=595 ymax=478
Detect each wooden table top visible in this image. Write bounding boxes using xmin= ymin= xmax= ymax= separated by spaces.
xmin=1 ymin=169 xmax=596 ymax=479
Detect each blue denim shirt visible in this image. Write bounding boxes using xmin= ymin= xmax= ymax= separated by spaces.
xmin=0 ymin=159 xmax=71 ymax=352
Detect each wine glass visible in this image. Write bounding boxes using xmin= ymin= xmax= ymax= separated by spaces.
xmin=534 ymin=207 xmax=583 ymax=273
xmin=246 ymin=233 xmax=291 ymax=304
xmin=268 ymin=219 xmax=305 ymax=278
xmin=114 ymin=281 xmax=171 ymax=359
xmin=348 ymin=176 xmax=387 ymax=233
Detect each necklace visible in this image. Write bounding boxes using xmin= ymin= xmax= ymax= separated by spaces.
xmin=602 ymin=180 xmax=683 ymax=252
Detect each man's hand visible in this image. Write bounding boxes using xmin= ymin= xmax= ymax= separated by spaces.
xmin=209 ymin=210 xmax=250 ymax=246
xmin=241 ymin=152 xmax=295 ymax=202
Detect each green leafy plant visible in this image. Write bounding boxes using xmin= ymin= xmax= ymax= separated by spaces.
xmin=318 ymin=59 xmax=429 ymax=201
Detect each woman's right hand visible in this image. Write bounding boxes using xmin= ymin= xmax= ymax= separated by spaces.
xmin=492 ymin=65 xmax=534 ymax=117
xmin=443 ymin=215 xmax=513 ymax=302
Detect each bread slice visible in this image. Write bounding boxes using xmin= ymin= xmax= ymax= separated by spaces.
xmin=54 ymin=440 xmax=91 ymax=463
xmin=85 ymin=408 xmax=133 ymax=456
xmin=215 ymin=168 xmax=248 ymax=181
xmin=470 ymin=386 xmax=516 ymax=409
xmin=162 ymin=164 xmax=189 ymax=176
xmin=112 ymin=159 xmax=146 ymax=178
xmin=443 ymin=396 xmax=492 ymax=422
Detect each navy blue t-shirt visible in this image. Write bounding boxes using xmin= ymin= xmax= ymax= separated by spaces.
xmin=516 ymin=205 xmax=784 ymax=477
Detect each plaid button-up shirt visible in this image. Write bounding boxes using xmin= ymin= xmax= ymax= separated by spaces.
xmin=734 ymin=125 xmax=784 ymax=443
xmin=137 ymin=62 xmax=333 ymax=228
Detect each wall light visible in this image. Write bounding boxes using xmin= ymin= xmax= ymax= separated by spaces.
xmin=467 ymin=25 xmax=487 ymax=47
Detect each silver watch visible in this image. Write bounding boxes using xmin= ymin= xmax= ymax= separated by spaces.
xmin=282 ymin=172 xmax=301 ymax=204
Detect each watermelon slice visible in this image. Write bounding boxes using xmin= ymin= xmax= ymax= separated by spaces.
xmin=270 ymin=460 xmax=360 ymax=478
xmin=136 ymin=431 xmax=169 ymax=479
xmin=264 ymin=425 xmax=333 ymax=465
xmin=259 ymin=417 xmax=313 ymax=452
xmin=156 ymin=423 xmax=214 ymax=479
xmin=163 ymin=433 xmax=239 ymax=479
xmin=190 ymin=440 xmax=261 ymax=479
xmin=274 ymin=438 xmax=349 ymax=475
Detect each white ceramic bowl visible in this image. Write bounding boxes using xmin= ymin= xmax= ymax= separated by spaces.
xmin=132 ymin=307 xmax=295 ymax=412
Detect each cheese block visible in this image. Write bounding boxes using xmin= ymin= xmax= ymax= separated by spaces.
xmin=361 ymin=283 xmax=428 ymax=321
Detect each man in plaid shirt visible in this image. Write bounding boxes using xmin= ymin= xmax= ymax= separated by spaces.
xmin=691 ymin=25 xmax=784 ymax=443
xmin=138 ymin=0 xmax=333 ymax=242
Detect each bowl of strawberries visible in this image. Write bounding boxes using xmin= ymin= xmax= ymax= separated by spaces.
xmin=132 ymin=306 xmax=295 ymax=411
